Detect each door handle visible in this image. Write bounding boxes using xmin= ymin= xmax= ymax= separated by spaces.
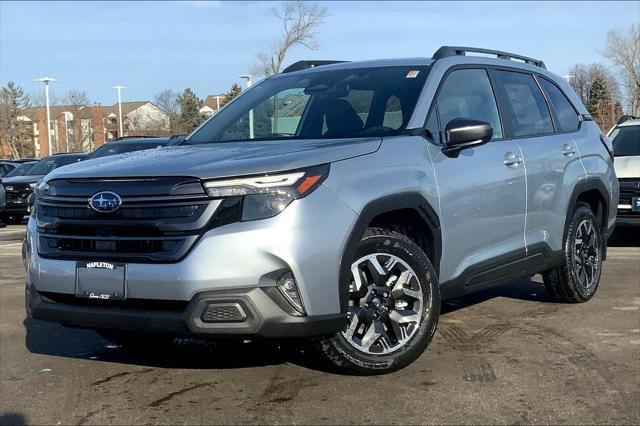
xmin=503 ymin=152 xmax=523 ymax=167
xmin=561 ymin=144 xmax=576 ymax=157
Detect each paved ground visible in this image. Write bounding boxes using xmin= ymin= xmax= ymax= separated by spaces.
xmin=0 ymin=223 xmax=638 ymax=425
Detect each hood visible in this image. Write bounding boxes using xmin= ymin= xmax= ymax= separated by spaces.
xmin=614 ymin=156 xmax=640 ymax=179
xmin=2 ymin=175 xmax=44 ymax=185
xmin=44 ymin=138 xmax=381 ymax=181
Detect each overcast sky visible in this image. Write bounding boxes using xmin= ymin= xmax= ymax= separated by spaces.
xmin=1 ymin=1 xmax=638 ymax=106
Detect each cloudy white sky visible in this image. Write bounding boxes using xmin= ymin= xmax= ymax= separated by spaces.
xmin=1 ymin=1 xmax=638 ymax=105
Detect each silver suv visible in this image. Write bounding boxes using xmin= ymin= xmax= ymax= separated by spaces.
xmin=24 ymin=47 xmax=618 ymax=374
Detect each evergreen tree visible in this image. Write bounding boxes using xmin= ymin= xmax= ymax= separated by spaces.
xmin=220 ymin=83 xmax=242 ymax=108
xmin=587 ymin=76 xmax=612 ymax=128
xmin=177 ymin=88 xmax=204 ymax=133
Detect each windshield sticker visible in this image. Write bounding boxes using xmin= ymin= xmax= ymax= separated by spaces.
xmin=406 ymin=70 xmax=420 ymax=79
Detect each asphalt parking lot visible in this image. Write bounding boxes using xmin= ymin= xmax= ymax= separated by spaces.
xmin=0 ymin=223 xmax=638 ymax=425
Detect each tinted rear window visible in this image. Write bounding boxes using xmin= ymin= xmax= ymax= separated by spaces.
xmin=494 ymin=70 xmax=554 ymax=137
xmin=610 ymin=126 xmax=640 ymax=157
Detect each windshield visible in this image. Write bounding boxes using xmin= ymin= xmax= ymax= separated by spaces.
xmin=610 ymin=125 xmax=640 ymax=157
xmin=27 ymin=156 xmax=83 ymax=175
xmin=187 ymin=65 xmax=429 ymax=144
xmin=86 ymin=142 xmax=166 ymax=160
xmin=5 ymin=162 xmax=36 ymax=177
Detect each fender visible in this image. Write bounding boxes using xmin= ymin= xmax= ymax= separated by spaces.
xmin=564 ymin=177 xmax=611 ymax=259
xmin=338 ymin=192 xmax=441 ymax=313
xmin=563 ymin=177 xmax=611 ymax=236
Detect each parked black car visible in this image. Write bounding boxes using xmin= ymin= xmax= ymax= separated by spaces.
xmin=1 ymin=153 xmax=86 ymax=224
xmin=0 ymin=161 xmax=19 ymax=177
xmin=85 ymin=136 xmax=182 ymax=160
xmin=4 ymin=161 xmax=38 ymax=178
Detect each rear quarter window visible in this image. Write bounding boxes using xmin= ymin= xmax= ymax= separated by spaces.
xmin=538 ymin=78 xmax=580 ymax=132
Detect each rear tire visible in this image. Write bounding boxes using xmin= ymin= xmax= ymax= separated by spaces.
xmin=543 ymin=203 xmax=603 ymax=303
xmin=318 ymin=227 xmax=440 ymax=375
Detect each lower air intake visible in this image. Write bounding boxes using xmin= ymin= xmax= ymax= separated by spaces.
xmin=201 ymin=303 xmax=247 ymax=323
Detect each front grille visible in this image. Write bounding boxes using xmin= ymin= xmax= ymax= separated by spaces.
xmin=36 ymin=177 xmax=220 ymax=262
xmin=619 ymin=178 xmax=640 ymax=205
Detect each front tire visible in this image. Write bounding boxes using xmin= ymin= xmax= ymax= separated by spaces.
xmin=543 ymin=203 xmax=603 ymax=303
xmin=319 ymin=227 xmax=440 ymax=375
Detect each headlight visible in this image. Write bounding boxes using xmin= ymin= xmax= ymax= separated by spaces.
xmin=203 ymin=165 xmax=329 ymax=221
xmin=34 ymin=180 xmax=51 ymax=199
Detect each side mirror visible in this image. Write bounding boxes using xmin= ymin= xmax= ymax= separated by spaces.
xmin=442 ymin=118 xmax=493 ymax=157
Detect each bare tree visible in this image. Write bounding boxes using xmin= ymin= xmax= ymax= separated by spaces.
xmin=253 ymin=0 xmax=328 ymax=76
xmin=29 ymin=89 xmax=60 ymax=108
xmin=602 ymin=24 xmax=640 ymax=115
xmin=154 ymin=89 xmax=181 ymax=133
xmin=0 ymin=82 xmax=32 ymax=158
xmin=62 ymin=90 xmax=92 ymax=152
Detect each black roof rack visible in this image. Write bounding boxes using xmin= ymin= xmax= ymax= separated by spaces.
xmin=432 ymin=46 xmax=546 ymax=69
xmin=282 ymin=60 xmax=348 ymax=74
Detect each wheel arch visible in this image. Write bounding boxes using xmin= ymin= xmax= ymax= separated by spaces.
xmin=338 ymin=193 xmax=441 ymax=313
xmin=565 ymin=177 xmax=611 ymax=258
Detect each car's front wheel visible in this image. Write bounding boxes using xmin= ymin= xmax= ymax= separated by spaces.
xmin=319 ymin=227 xmax=440 ymax=375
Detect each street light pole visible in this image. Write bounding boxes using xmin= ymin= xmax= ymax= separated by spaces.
xmin=113 ymin=85 xmax=126 ymax=137
xmin=34 ymin=77 xmax=59 ymax=156
xmin=238 ymin=75 xmax=253 ymax=139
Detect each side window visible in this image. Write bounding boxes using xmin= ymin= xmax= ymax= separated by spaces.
xmin=494 ymin=70 xmax=554 ymax=137
xmin=436 ymin=68 xmax=503 ymax=140
xmin=538 ymin=78 xmax=580 ymax=132
xmin=382 ymin=95 xmax=403 ymax=130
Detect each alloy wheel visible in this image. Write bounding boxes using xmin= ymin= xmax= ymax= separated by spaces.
xmin=343 ymin=253 xmax=426 ymax=355
xmin=573 ymin=219 xmax=600 ymax=290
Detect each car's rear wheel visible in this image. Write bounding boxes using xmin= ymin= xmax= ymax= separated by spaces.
xmin=318 ymin=227 xmax=440 ymax=375
xmin=543 ymin=202 xmax=603 ymax=303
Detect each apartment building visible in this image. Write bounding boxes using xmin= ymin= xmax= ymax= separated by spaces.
xmin=10 ymin=101 xmax=169 ymax=158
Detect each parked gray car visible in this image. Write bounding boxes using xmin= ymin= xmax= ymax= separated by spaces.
xmin=24 ymin=47 xmax=617 ymax=374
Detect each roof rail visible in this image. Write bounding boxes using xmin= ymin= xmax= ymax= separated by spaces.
xmin=432 ymin=46 xmax=546 ymax=69
xmin=282 ymin=60 xmax=348 ymax=74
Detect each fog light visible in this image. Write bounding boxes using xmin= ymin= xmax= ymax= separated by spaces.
xmin=277 ymin=272 xmax=305 ymax=314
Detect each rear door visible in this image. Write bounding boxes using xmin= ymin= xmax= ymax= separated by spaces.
xmin=425 ymin=67 xmax=527 ymax=289
xmin=492 ymin=69 xmax=585 ymax=271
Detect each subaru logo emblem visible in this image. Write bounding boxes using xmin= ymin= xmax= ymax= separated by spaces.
xmin=89 ymin=191 xmax=122 ymax=213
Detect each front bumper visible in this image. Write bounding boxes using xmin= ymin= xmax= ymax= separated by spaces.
xmin=27 ymin=285 xmax=346 ymax=338
xmin=25 ymin=184 xmax=357 ymax=336
xmin=615 ymin=212 xmax=640 ymax=226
